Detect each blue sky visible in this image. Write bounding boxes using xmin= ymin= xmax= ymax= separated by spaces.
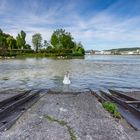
xmin=0 ymin=0 xmax=140 ymax=50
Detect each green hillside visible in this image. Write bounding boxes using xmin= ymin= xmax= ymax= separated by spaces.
xmin=106 ymin=47 xmax=140 ymax=52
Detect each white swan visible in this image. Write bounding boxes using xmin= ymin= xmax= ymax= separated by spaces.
xmin=63 ymin=71 xmax=71 ymax=84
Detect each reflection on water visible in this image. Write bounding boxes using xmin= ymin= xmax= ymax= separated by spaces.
xmin=0 ymin=55 xmax=140 ymax=92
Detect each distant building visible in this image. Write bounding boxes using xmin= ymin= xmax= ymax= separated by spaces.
xmin=136 ymin=49 xmax=140 ymax=54
xmin=100 ymin=51 xmax=111 ymax=55
xmin=128 ymin=51 xmax=134 ymax=55
xmin=94 ymin=50 xmax=101 ymax=55
xmin=88 ymin=50 xmax=112 ymax=55
xmin=86 ymin=48 xmax=140 ymax=55
xmin=120 ymin=50 xmax=140 ymax=55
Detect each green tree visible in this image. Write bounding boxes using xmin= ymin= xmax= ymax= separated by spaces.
xmin=50 ymin=29 xmax=74 ymax=49
xmin=43 ymin=40 xmax=50 ymax=48
xmin=0 ymin=30 xmax=10 ymax=50
xmin=0 ymin=29 xmax=3 ymax=34
xmin=25 ymin=44 xmax=31 ymax=49
xmin=77 ymin=42 xmax=85 ymax=54
xmin=0 ymin=29 xmax=9 ymax=55
xmin=20 ymin=30 xmax=26 ymax=48
xmin=72 ymin=42 xmax=85 ymax=55
xmin=32 ymin=33 xmax=42 ymax=52
xmin=6 ymin=36 xmax=16 ymax=50
xmin=51 ymin=33 xmax=59 ymax=48
xmin=0 ymin=34 xmax=7 ymax=50
xmin=16 ymin=30 xmax=26 ymax=49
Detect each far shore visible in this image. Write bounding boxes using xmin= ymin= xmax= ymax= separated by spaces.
xmin=0 ymin=53 xmax=140 ymax=60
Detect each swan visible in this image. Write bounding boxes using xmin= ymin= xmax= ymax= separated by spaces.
xmin=63 ymin=71 xmax=71 ymax=84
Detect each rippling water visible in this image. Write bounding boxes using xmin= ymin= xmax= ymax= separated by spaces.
xmin=0 ymin=55 xmax=140 ymax=92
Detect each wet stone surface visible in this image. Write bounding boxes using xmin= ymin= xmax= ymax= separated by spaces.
xmin=0 ymin=89 xmax=28 ymax=102
xmin=0 ymin=91 xmax=132 ymax=140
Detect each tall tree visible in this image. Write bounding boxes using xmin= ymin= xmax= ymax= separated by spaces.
xmin=0 ymin=34 xmax=7 ymax=50
xmin=50 ymin=29 xmax=74 ymax=49
xmin=16 ymin=30 xmax=26 ymax=49
xmin=50 ymin=33 xmax=59 ymax=48
xmin=0 ymin=29 xmax=3 ymax=34
xmin=6 ymin=36 xmax=16 ymax=50
xmin=32 ymin=33 xmax=42 ymax=52
xmin=25 ymin=44 xmax=31 ymax=49
xmin=20 ymin=30 xmax=26 ymax=48
xmin=16 ymin=34 xmax=22 ymax=49
xmin=43 ymin=40 xmax=49 ymax=48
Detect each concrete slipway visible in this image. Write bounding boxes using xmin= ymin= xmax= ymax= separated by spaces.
xmin=0 ymin=91 xmax=137 ymax=140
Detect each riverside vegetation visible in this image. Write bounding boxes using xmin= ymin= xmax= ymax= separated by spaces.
xmin=0 ymin=29 xmax=85 ymax=58
xmin=102 ymin=101 xmax=121 ymax=119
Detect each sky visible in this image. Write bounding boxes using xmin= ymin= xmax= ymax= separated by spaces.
xmin=0 ymin=0 xmax=140 ymax=50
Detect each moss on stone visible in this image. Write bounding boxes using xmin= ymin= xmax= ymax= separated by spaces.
xmin=44 ymin=114 xmax=77 ymax=140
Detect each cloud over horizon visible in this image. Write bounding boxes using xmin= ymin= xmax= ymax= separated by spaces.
xmin=0 ymin=0 xmax=140 ymax=50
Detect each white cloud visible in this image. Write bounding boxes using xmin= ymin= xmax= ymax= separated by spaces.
xmin=1 ymin=0 xmax=140 ymax=50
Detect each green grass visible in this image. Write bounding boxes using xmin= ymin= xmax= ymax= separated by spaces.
xmin=44 ymin=114 xmax=77 ymax=140
xmin=15 ymin=53 xmax=85 ymax=59
xmin=102 ymin=101 xmax=121 ymax=119
xmin=67 ymin=125 xmax=77 ymax=140
xmin=44 ymin=115 xmax=67 ymax=126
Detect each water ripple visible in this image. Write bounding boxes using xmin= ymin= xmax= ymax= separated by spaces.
xmin=0 ymin=55 xmax=140 ymax=92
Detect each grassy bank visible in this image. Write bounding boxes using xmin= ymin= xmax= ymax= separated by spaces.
xmin=15 ymin=53 xmax=85 ymax=59
xmin=0 ymin=49 xmax=85 ymax=59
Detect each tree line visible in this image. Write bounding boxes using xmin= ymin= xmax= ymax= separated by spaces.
xmin=0 ymin=29 xmax=31 ymax=50
xmin=0 ymin=28 xmax=85 ymax=57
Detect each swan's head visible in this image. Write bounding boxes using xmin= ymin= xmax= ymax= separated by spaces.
xmin=63 ymin=71 xmax=71 ymax=84
xmin=66 ymin=71 xmax=69 ymax=76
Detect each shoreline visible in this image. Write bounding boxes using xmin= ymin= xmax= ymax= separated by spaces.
xmin=0 ymin=54 xmax=140 ymax=58
xmin=0 ymin=55 xmax=85 ymax=60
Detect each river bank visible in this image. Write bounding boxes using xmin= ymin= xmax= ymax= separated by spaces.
xmin=0 ymin=89 xmax=133 ymax=140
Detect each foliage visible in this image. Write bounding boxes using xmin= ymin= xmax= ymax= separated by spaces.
xmin=16 ymin=30 xmax=26 ymax=49
xmin=0 ymin=28 xmax=84 ymax=58
xmin=51 ymin=29 xmax=74 ymax=49
xmin=102 ymin=101 xmax=121 ymax=119
xmin=0 ymin=29 xmax=31 ymax=57
xmin=6 ymin=36 xmax=16 ymax=50
xmin=72 ymin=42 xmax=85 ymax=55
xmin=43 ymin=40 xmax=50 ymax=48
xmin=25 ymin=44 xmax=31 ymax=49
xmin=0 ymin=29 xmax=8 ymax=50
xmin=50 ymin=29 xmax=85 ymax=56
xmin=32 ymin=33 xmax=42 ymax=52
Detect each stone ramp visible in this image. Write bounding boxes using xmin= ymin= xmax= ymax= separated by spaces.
xmin=0 ymin=89 xmax=27 ymax=102
xmin=0 ymin=92 xmax=131 ymax=140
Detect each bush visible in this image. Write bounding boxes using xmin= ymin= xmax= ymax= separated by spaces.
xmin=13 ymin=49 xmax=34 ymax=54
xmin=102 ymin=101 xmax=121 ymax=119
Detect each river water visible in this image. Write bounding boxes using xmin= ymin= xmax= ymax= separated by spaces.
xmin=0 ymin=55 xmax=140 ymax=92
